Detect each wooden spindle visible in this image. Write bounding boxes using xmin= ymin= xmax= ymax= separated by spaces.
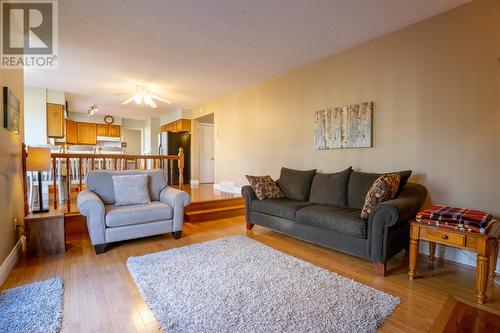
xmin=52 ymin=157 xmax=58 ymax=209
xmin=178 ymin=148 xmax=184 ymax=190
xmin=169 ymin=159 xmax=173 ymax=185
xmin=78 ymin=157 xmax=83 ymax=191
xmin=66 ymin=157 xmax=70 ymax=213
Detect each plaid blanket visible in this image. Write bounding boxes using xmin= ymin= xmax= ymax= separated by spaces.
xmin=416 ymin=205 xmax=494 ymax=233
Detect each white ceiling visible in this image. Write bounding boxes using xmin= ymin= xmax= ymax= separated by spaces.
xmin=25 ymin=0 xmax=469 ymax=120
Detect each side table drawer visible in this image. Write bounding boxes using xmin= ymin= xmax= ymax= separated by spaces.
xmin=424 ymin=229 xmax=465 ymax=247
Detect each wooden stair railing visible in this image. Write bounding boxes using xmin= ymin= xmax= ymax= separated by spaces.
xmin=49 ymin=148 xmax=185 ymax=213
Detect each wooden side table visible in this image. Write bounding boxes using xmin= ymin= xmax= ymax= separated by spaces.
xmin=408 ymin=220 xmax=500 ymax=304
xmin=25 ymin=208 xmax=66 ymax=257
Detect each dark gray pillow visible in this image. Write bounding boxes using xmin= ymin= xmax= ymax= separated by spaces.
xmin=348 ymin=170 xmax=412 ymax=209
xmin=278 ymin=167 xmax=317 ymax=201
xmin=309 ymin=167 xmax=352 ymax=206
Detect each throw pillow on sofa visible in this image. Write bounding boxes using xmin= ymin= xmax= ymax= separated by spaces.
xmin=309 ymin=167 xmax=352 ymax=206
xmin=361 ymin=174 xmax=401 ymax=220
xmin=112 ymin=174 xmax=151 ymax=206
xmin=278 ymin=167 xmax=317 ymax=201
xmin=246 ymin=175 xmax=284 ymax=200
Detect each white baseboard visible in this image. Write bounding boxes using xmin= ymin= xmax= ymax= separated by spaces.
xmin=190 ymin=179 xmax=200 ymax=186
xmin=419 ymin=240 xmax=499 ymax=273
xmin=0 ymin=236 xmax=24 ymax=287
xmin=214 ymin=182 xmax=241 ymax=195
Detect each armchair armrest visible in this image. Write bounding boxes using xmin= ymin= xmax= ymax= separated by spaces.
xmin=241 ymin=185 xmax=257 ymax=222
xmin=77 ymin=190 xmax=106 ymax=245
xmin=160 ymin=187 xmax=191 ymax=232
xmin=368 ymin=182 xmax=427 ymax=262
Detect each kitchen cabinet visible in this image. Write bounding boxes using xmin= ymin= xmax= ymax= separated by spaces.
xmin=46 ymin=103 xmax=65 ymax=138
xmin=66 ymin=120 xmax=78 ymax=144
xmin=160 ymin=119 xmax=191 ymax=133
xmin=109 ymin=125 xmax=120 ymax=137
xmin=77 ymin=123 xmax=97 ymax=145
xmin=96 ymin=124 xmax=109 ymax=136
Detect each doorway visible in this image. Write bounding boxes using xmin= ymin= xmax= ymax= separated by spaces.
xmin=198 ymin=121 xmax=214 ymax=184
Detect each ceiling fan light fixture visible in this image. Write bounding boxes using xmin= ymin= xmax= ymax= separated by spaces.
xmin=88 ymin=104 xmax=98 ymax=116
xmin=120 ymin=86 xmax=172 ymax=108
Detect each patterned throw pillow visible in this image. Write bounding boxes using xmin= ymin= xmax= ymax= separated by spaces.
xmin=246 ymin=175 xmax=285 ymax=200
xmin=361 ymin=174 xmax=401 ymax=220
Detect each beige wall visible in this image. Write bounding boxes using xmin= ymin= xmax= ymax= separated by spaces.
xmin=199 ymin=0 xmax=500 ymax=216
xmin=122 ymin=128 xmax=142 ymax=154
xmin=0 ymin=69 xmax=24 ymax=264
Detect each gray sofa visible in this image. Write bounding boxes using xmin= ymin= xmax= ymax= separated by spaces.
xmin=242 ymin=167 xmax=426 ymax=275
xmin=77 ymin=169 xmax=190 ymax=254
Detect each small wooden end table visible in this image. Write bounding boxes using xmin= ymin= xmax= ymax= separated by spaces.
xmin=25 ymin=208 xmax=66 ymax=257
xmin=408 ymin=220 xmax=500 ymax=304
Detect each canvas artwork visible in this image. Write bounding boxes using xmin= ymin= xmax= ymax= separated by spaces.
xmin=3 ymin=87 xmax=20 ymax=134
xmin=314 ymin=102 xmax=372 ymax=149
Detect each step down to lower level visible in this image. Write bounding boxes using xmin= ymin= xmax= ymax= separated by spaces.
xmin=184 ymin=197 xmax=245 ymax=222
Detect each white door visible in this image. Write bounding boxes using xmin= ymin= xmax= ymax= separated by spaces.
xmin=199 ymin=123 xmax=214 ymax=183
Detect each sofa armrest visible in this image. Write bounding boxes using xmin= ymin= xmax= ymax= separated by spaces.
xmin=160 ymin=187 xmax=191 ymax=232
xmin=241 ymin=185 xmax=257 ymax=222
xmin=77 ymin=190 xmax=106 ymax=245
xmin=368 ymin=182 xmax=427 ymax=262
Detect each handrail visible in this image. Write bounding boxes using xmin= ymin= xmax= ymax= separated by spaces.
xmin=50 ymin=153 xmax=180 ymax=159
xmin=48 ymin=148 xmax=185 ymax=213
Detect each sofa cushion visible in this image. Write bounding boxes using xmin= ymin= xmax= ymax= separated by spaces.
xmin=112 ymin=174 xmax=151 ymax=206
xmin=105 ymin=201 xmax=173 ymax=228
xmin=361 ymin=174 xmax=401 ymax=220
xmin=309 ymin=167 xmax=352 ymax=206
xmin=348 ymin=170 xmax=412 ymax=209
xmin=252 ymin=198 xmax=314 ymax=221
xmin=278 ymin=167 xmax=317 ymax=201
xmin=296 ymin=205 xmax=367 ymax=238
xmin=246 ymin=175 xmax=284 ymax=200
xmin=87 ymin=169 xmax=167 ymax=205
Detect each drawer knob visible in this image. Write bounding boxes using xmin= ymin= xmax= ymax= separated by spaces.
xmin=441 ymin=235 xmax=449 ymax=240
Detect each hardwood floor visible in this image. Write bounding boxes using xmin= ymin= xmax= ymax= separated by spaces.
xmin=3 ymin=216 xmax=500 ymax=332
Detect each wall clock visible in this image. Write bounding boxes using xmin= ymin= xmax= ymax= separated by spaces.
xmin=104 ymin=115 xmax=114 ymax=124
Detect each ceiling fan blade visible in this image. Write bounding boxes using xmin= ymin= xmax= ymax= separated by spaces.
xmin=121 ymin=96 xmax=136 ymax=105
xmin=144 ymin=95 xmax=157 ymax=108
xmin=150 ymin=94 xmax=172 ymax=104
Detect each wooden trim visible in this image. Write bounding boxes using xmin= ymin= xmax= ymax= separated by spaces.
xmin=22 ymin=143 xmax=29 ymax=216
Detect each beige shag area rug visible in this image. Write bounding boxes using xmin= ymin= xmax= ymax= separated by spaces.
xmin=127 ymin=236 xmax=399 ymax=332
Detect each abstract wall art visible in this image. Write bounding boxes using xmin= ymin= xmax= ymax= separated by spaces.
xmin=314 ymin=101 xmax=372 ymax=149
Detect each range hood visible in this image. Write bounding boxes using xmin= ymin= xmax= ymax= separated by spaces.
xmin=96 ymin=136 xmax=121 ymax=142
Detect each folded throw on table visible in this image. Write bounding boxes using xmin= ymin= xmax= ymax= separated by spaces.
xmin=416 ymin=205 xmax=494 ymax=234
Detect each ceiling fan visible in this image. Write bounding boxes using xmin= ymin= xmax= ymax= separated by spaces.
xmin=119 ymin=86 xmax=172 ymax=108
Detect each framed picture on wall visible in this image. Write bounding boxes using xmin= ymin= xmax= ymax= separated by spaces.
xmin=3 ymin=87 xmax=20 ymax=134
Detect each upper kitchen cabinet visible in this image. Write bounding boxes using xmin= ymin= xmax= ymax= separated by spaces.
xmin=160 ymin=119 xmax=191 ymax=133
xmin=96 ymin=124 xmax=109 ymax=136
xmin=66 ymin=120 xmax=78 ymax=144
xmin=109 ymin=125 xmax=120 ymax=137
xmin=77 ymin=122 xmax=97 ymax=145
xmin=46 ymin=103 xmax=65 ymax=138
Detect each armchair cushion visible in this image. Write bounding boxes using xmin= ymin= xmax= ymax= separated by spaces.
xmin=105 ymin=201 xmax=173 ymax=228
xmin=87 ymin=169 xmax=167 ymax=204
xmin=112 ymin=174 xmax=150 ymax=206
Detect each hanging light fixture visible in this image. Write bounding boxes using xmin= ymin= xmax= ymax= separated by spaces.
xmin=88 ymin=104 xmax=98 ymax=116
